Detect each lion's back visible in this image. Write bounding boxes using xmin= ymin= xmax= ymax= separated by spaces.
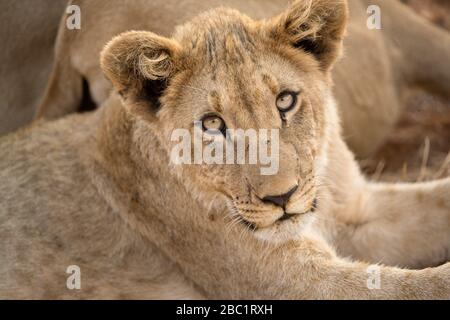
xmin=0 ymin=114 xmax=108 ymax=298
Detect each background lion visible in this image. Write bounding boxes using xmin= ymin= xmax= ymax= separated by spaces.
xmin=1 ymin=0 xmax=450 ymax=299
xmin=0 ymin=0 xmax=66 ymax=135
xmin=30 ymin=0 xmax=450 ymax=160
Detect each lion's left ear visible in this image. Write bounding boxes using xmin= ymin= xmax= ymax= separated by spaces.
xmin=100 ymin=31 xmax=182 ymax=111
xmin=265 ymin=0 xmax=348 ymax=71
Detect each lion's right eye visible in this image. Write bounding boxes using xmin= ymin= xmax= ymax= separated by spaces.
xmin=276 ymin=91 xmax=298 ymax=113
xmin=201 ymin=115 xmax=226 ymax=135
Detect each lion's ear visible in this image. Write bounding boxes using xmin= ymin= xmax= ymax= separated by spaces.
xmin=100 ymin=31 xmax=181 ymax=110
xmin=266 ymin=0 xmax=348 ymax=71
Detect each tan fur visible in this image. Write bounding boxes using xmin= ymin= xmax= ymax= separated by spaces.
xmin=0 ymin=0 xmax=67 ymax=135
xmin=1 ymin=0 xmax=450 ymax=299
xmin=35 ymin=0 xmax=450 ymax=157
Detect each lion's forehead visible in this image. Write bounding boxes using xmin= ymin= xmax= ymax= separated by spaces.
xmin=178 ymin=68 xmax=281 ymax=127
xmin=169 ymin=9 xmax=317 ymax=128
xmin=175 ymin=9 xmax=264 ymax=67
xmin=187 ymin=27 xmax=258 ymax=67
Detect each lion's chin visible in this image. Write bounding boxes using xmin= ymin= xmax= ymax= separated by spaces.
xmin=253 ymin=211 xmax=316 ymax=244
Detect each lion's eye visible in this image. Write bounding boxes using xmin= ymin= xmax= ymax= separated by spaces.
xmin=202 ymin=115 xmax=226 ymax=134
xmin=276 ymin=91 xmax=298 ymax=113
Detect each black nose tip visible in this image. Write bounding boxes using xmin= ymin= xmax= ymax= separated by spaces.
xmin=263 ymin=185 xmax=298 ymax=209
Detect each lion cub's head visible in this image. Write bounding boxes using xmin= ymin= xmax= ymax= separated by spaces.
xmin=100 ymin=0 xmax=348 ymax=230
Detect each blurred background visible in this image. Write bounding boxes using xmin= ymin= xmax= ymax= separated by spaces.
xmin=362 ymin=0 xmax=450 ymax=182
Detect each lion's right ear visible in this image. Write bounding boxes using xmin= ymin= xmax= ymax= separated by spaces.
xmin=100 ymin=31 xmax=181 ymax=110
xmin=265 ymin=0 xmax=348 ymax=72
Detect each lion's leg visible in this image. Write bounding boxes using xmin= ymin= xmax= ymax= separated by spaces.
xmin=366 ymin=0 xmax=450 ymax=99
xmin=335 ymin=177 xmax=450 ymax=269
xmin=149 ymin=220 xmax=450 ymax=299
xmin=35 ymin=5 xmax=99 ymax=121
xmin=35 ymin=59 xmax=85 ymax=120
xmin=269 ymin=236 xmax=450 ymax=299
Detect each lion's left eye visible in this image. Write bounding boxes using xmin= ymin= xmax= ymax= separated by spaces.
xmin=201 ymin=114 xmax=226 ymax=134
xmin=276 ymin=91 xmax=298 ymax=113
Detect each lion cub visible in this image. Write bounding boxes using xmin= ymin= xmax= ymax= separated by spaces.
xmin=1 ymin=0 xmax=450 ymax=299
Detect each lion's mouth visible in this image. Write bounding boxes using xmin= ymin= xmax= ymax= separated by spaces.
xmin=239 ymin=198 xmax=318 ymax=231
xmin=278 ymin=212 xmax=297 ymax=222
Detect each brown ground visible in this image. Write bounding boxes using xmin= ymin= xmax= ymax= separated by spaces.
xmin=361 ymin=0 xmax=450 ymax=183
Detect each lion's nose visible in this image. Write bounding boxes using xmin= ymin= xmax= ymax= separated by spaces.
xmin=262 ymin=185 xmax=298 ymax=209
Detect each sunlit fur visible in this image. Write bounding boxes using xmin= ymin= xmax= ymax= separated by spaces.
xmin=1 ymin=0 xmax=450 ymax=299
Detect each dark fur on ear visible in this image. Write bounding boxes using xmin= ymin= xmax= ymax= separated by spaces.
xmin=100 ymin=31 xmax=181 ymax=110
xmin=267 ymin=0 xmax=348 ymax=71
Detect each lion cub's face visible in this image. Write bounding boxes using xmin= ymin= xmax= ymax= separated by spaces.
xmin=101 ymin=1 xmax=348 ymax=230
xmin=159 ymin=41 xmax=328 ymax=229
